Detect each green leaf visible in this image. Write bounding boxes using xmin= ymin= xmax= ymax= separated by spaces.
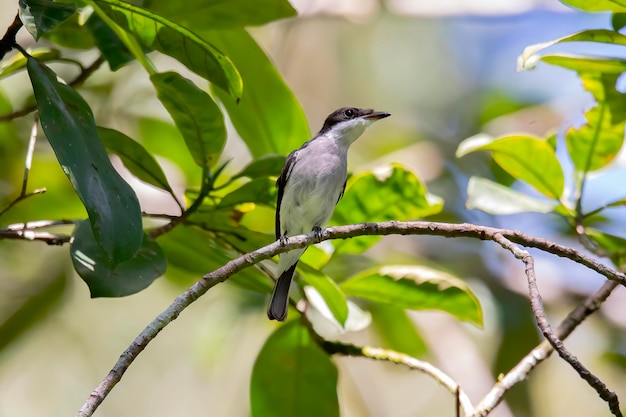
xmin=0 ymin=47 xmax=60 ymax=79
xmin=340 ymin=265 xmax=483 ymax=326
xmin=457 ymin=134 xmax=564 ymax=199
xmin=520 ymin=53 xmax=626 ymax=73
xmin=144 ymin=0 xmax=297 ymax=29
xmin=299 ymin=266 xmax=348 ymax=327
xmin=27 ymin=56 xmax=143 ymax=262
xmin=233 ymin=154 xmax=286 ymax=179
xmin=44 ymin=13 xmax=96 ymax=49
xmin=19 ymin=0 xmax=76 ymax=40
xmin=151 ymin=71 xmax=226 ymax=168
xmin=370 ymin=304 xmax=427 ymax=358
xmin=218 ymin=178 xmax=277 ymax=208
xmin=331 ymin=163 xmax=443 ymax=254
xmin=518 ymin=30 xmax=626 ymax=72
xmin=86 ymin=14 xmax=135 ymax=71
xmin=584 ymin=228 xmax=626 ymax=268
xmin=71 ymin=220 xmax=166 ymax=297
xmin=251 ymin=322 xmax=339 ymax=417
xmin=566 ymin=73 xmax=626 ymax=172
xmin=93 ymin=0 xmax=242 ymax=99
xmin=612 ymin=13 xmax=626 ymax=31
xmin=159 ymin=226 xmax=272 ymax=293
xmin=98 ymin=127 xmax=174 ymax=194
xmin=559 ymin=0 xmax=626 ymax=12
xmin=204 ymin=28 xmax=309 ymax=157
xmin=466 ymin=177 xmax=558 ymax=214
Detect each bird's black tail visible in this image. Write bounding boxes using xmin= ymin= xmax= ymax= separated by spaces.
xmin=267 ymin=262 xmax=298 ymax=321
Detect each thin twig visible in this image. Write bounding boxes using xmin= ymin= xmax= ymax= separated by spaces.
xmin=491 ymin=233 xmax=622 ymax=417
xmin=74 ymin=221 xmax=625 ymax=417
xmin=0 ymin=56 xmax=106 ymax=122
xmin=472 ymin=279 xmax=618 ymax=416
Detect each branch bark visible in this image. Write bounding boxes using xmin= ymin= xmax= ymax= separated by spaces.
xmin=75 ymin=221 xmax=626 ymax=417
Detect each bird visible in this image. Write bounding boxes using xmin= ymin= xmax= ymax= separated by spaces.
xmin=267 ymin=107 xmax=391 ymax=321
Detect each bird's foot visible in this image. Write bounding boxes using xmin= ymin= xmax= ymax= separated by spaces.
xmin=279 ymin=234 xmax=289 ymax=246
xmin=312 ymin=226 xmax=323 ymax=243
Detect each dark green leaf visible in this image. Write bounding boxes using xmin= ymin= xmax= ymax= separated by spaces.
xmin=218 ymin=178 xmax=277 ymax=208
xmin=612 ymin=13 xmax=626 ymax=31
xmin=0 ymin=47 xmax=60 ymax=79
xmin=71 ymin=220 xmax=166 ymax=297
xmin=19 ymin=0 xmax=76 ymax=40
xmin=466 ymin=177 xmax=557 ymax=214
xmin=151 ymin=71 xmax=226 ymax=168
xmin=86 ymin=14 xmax=135 ymax=71
xmin=204 ymin=28 xmax=309 ymax=157
xmin=331 ymin=163 xmax=443 ymax=254
xmin=340 ymin=265 xmax=483 ymax=326
xmin=93 ymin=0 xmax=242 ymax=99
xmin=251 ymin=322 xmax=339 ymax=417
xmin=370 ymin=304 xmax=427 ymax=358
xmin=457 ymin=134 xmax=564 ymax=199
xmin=98 ymin=126 xmax=174 ymax=194
xmin=27 ymin=56 xmax=143 ymax=262
xmin=144 ymin=0 xmax=296 ymax=29
xmin=233 ymin=154 xmax=286 ymax=179
xmin=299 ymin=265 xmax=348 ymax=326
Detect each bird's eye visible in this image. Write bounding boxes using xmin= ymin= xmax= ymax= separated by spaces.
xmin=344 ymin=109 xmax=354 ymax=118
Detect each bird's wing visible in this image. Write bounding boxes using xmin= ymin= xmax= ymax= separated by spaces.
xmin=275 ymin=150 xmax=298 ymax=239
xmin=336 ymin=179 xmax=347 ymax=204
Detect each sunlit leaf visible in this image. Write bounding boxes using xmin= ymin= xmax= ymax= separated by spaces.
xmin=332 ymin=163 xmax=443 ymax=254
xmin=98 ymin=127 xmax=174 ymax=194
xmin=218 ymin=178 xmax=277 ymax=208
xmin=93 ymin=0 xmax=242 ymax=99
xmin=520 ymin=53 xmax=626 ymax=73
xmin=304 ymin=286 xmax=371 ymax=339
xmin=233 ymin=154 xmax=286 ymax=179
xmin=144 ymin=0 xmax=296 ymax=29
xmin=457 ymin=134 xmax=564 ymax=199
xmin=559 ymin=0 xmax=626 ymax=12
xmin=340 ymin=265 xmax=483 ymax=326
xmin=299 ymin=265 xmax=348 ymax=326
xmin=466 ymin=177 xmax=558 ymax=214
xmin=0 ymin=47 xmax=60 ymax=79
xmin=71 ymin=220 xmax=166 ymax=297
xmin=152 ymin=71 xmax=226 ymax=168
xmin=204 ymin=28 xmax=309 ymax=156
xmin=19 ymin=0 xmax=76 ymax=40
xmin=27 ymin=56 xmax=143 ymax=262
xmin=251 ymin=322 xmax=339 ymax=417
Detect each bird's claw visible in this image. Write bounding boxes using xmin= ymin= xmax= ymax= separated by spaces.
xmin=279 ymin=234 xmax=289 ymax=246
xmin=312 ymin=226 xmax=323 ymax=242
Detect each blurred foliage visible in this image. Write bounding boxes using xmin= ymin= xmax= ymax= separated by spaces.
xmin=2 ymin=0 xmax=626 ymax=416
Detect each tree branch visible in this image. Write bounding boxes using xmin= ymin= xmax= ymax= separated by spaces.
xmin=0 ymin=13 xmax=22 ymax=61
xmin=75 ymin=221 xmax=626 ymax=417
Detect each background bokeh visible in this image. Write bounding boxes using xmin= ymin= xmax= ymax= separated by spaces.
xmin=1 ymin=1 xmax=625 ymax=416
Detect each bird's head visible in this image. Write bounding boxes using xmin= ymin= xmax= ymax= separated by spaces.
xmin=318 ymin=107 xmax=391 ymax=145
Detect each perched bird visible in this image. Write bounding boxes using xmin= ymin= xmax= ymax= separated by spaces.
xmin=267 ymin=107 xmax=391 ymax=321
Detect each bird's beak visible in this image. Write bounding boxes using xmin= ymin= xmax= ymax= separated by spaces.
xmin=364 ymin=111 xmax=391 ymax=120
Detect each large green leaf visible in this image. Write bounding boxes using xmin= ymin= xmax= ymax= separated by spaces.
xmin=559 ymin=0 xmax=626 ymax=12
xmin=218 ymin=178 xmax=277 ymax=208
xmin=71 ymin=220 xmax=166 ymax=297
xmin=144 ymin=0 xmax=296 ymax=29
xmin=299 ymin=266 xmax=348 ymax=327
xmin=0 ymin=47 xmax=60 ymax=79
xmin=98 ymin=127 xmax=174 ymax=194
xmin=233 ymin=154 xmax=286 ymax=179
xmin=251 ymin=322 xmax=339 ymax=417
xmin=466 ymin=177 xmax=558 ymax=214
xmin=520 ymin=53 xmax=626 ymax=73
xmin=44 ymin=13 xmax=96 ymax=49
xmin=203 ymin=28 xmax=309 ymax=157
xmin=457 ymin=134 xmax=564 ymax=199
xmin=331 ymin=163 xmax=443 ymax=254
xmin=93 ymin=0 xmax=242 ymax=99
xmin=19 ymin=0 xmax=76 ymax=40
xmin=27 ymin=56 xmax=143 ymax=262
xmin=340 ymin=265 xmax=483 ymax=326
xmin=151 ymin=72 xmax=226 ymax=169
xmin=566 ymin=73 xmax=626 ymax=172
xmin=370 ymin=304 xmax=427 ymax=358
